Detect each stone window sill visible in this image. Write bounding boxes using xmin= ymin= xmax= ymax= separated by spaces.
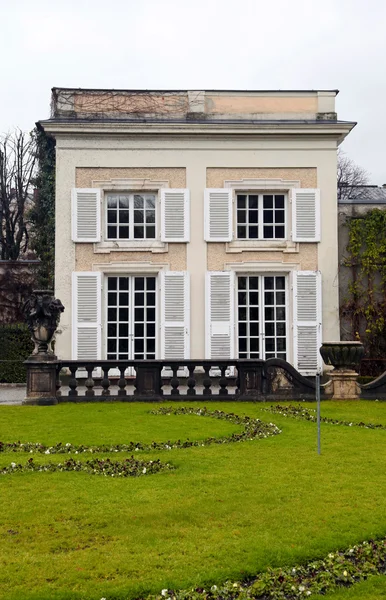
xmin=226 ymin=240 xmax=299 ymax=253
xmin=93 ymin=241 xmax=168 ymax=254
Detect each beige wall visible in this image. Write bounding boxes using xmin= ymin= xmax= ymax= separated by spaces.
xmin=75 ymin=244 xmax=186 ymax=272
xmin=75 ymin=167 xmax=186 ymax=188
xmin=205 ymin=95 xmax=317 ymax=115
xmin=54 ymin=133 xmax=339 ymax=362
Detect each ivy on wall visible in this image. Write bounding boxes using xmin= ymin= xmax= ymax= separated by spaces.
xmin=29 ymin=127 xmax=56 ymax=289
xmin=341 ymin=208 xmax=386 ymax=358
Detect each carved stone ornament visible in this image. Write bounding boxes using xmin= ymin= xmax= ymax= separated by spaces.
xmin=23 ymin=290 xmax=64 ymax=357
xmin=320 ymin=341 xmax=364 ymax=372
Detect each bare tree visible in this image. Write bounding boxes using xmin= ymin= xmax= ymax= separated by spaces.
xmin=0 ymin=130 xmax=37 ymax=260
xmin=337 ymin=149 xmax=370 ymax=202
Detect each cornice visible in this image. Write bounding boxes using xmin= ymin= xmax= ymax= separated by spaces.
xmin=39 ymin=119 xmax=356 ymax=142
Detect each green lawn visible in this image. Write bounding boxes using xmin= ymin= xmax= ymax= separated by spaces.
xmin=0 ymin=401 xmax=385 ymax=600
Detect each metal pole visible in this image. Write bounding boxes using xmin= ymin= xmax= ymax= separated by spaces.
xmin=316 ymin=373 xmax=321 ymax=455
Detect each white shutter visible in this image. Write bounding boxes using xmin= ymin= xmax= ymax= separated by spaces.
xmin=161 ymin=272 xmax=190 ymax=360
xmin=161 ymin=189 xmax=190 ymax=242
xmin=205 ymin=271 xmax=235 ymax=359
xmin=292 ymin=188 xmax=320 ymax=242
xmin=72 ymin=272 xmax=102 ymax=360
xmin=204 ymin=189 xmax=232 ymax=242
xmin=71 ymin=188 xmax=101 ymax=242
xmin=293 ymin=271 xmax=322 ymax=375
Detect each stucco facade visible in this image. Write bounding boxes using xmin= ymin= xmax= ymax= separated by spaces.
xmin=40 ymin=88 xmax=355 ymax=373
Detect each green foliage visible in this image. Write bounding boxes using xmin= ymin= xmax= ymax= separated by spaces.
xmin=342 ymin=209 xmax=386 ymax=358
xmin=0 ymin=324 xmax=33 ymax=383
xmin=29 ymin=127 xmax=55 ymax=289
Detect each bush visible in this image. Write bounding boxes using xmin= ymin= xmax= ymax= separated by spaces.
xmin=0 ymin=324 xmax=33 ymax=383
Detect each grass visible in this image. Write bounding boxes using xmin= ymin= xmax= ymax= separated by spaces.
xmin=315 ymin=575 xmax=386 ymax=598
xmin=0 ymin=401 xmax=385 ymax=600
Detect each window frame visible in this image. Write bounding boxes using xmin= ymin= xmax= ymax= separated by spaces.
xmin=105 ymin=191 xmax=158 ymax=242
xmin=235 ymin=191 xmax=287 ymax=241
xmin=235 ymin=272 xmax=290 ymax=362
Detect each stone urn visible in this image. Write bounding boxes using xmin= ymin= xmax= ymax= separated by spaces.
xmin=320 ymin=341 xmax=364 ymax=372
xmin=320 ymin=341 xmax=364 ymax=400
xmin=23 ymin=290 xmax=65 ymax=358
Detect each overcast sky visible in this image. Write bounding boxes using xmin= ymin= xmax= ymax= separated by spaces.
xmin=1 ymin=0 xmax=385 ymax=184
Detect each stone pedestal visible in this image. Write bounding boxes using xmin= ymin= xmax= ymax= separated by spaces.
xmin=329 ymin=369 xmax=360 ymax=400
xmin=237 ymin=359 xmax=265 ymax=400
xmin=133 ymin=361 xmax=163 ymax=401
xmin=24 ymin=357 xmax=58 ymax=405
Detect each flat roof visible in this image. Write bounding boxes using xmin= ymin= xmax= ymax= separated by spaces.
xmin=52 ymin=87 xmax=339 ymax=95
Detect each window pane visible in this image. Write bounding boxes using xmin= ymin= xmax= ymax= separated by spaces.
xmin=119 ymin=210 xmax=129 ymax=224
xmin=276 ymin=210 xmax=285 ymax=223
xmin=135 ymin=323 xmax=144 ymax=338
xmin=147 ymin=323 xmax=156 ymax=337
xmin=119 ymin=323 xmax=128 ymax=337
xmin=263 ymin=226 xmax=274 ymax=238
xmin=134 ymin=195 xmax=144 ymax=208
xmin=147 ymin=338 xmax=156 ymax=353
xmin=146 ymin=197 xmax=156 ymax=209
xmin=146 ymin=226 xmax=156 ymax=238
xmin=249 ymin=307 xmax=258 ymax=320
xmin=264 ymin=210 xmax=274 ymax=224
xmin=249 ymin=226 xmax=258 ymax=238
xmin=249 ymin=277 xmax=259 ymax=290
xmin=266 ymin=339 xmax=275 ymax=352
xmin=108 ymin=323 xmax=117 ymax=337
xmin=263 ymin=195 xmax=273 ymax=208
xmin=276 ymin=307 xmax=286 ymax=320
xmin=119 ymin=196 xmax=129 ymax=209
xmin=119 ymin=278 xmax=129 ymax=291
xmin=250 ymin=322 xmax=259 ymax=336
xmin=147 ymin=292 xmax=156 ymax=306
xmin=107 ymin=196 xmax=117 ymax=209
xmin=239 ymin=338 xmax=247 ymax=352
xmin=237 ymin=226 xmax=247 ymax=239
xmin=249 ymin=211 xmax=258 ymax=224
xmin=277 ymin=338 xmax=286 ymax=351
xmin=264 ymin=291 xmax=274 ymax=305
xmin=147 ymin=307 xmax=156 ymax=321
xmin=108 ymin=339 xmax=116 ymax=353
xmin=237 ymin=195 xmax=246 ymax=208
xmin=135 ymin=307 xmax=144 ymax=321
xmin=108 ymin=292 xmax=117 ymax=305
xmin=275 ymin=226 xmax=285 ymax=238
xmin=108 ymin=278 xmax=117 ymax=290
xmin=134 ymin=277 xmax=144 ymax=290
xmin=265 ymin=307 xmax=274 ymax=320
xmin=135 ymin=292 xmax=144 ymax=305
xmin=146 ymin=278 xmax=156 ymax=291
xmin=108 ymin=308 xmax=117 ymax=321
xmin=239 ymin=322 xmax=247 ymax=336
xmin=237 ymin=210 xmax=246 ymax=224
xmin=146 ymin=211 xmax=156 ymax=223
xmin=276 ymin=291 xmax=286 ymax=305
xmin=119 ymin=226 xmax=129 ymax=238
xmin=248 ymin=195 xmax=258 ymax=209
xmin=119 ymin=292 xmax=129 ymax=305
xmin=265 ymin=277 xmax=274 ymax=289
xmin=238 ymin=291 xmax=247 ymax=306
xmin=250 ymin=292 xmax=259 ymax=305
xmin=119 ymin=308 xmax=129 ymax=321
xmin=134 ymin=210 xmax=144 ymax=223
xmin=107 ymin=210 xmax=117 ymax=224
xmin=238 ymin=307 xmax=247 ymax=321
xmin=134 ymin=226 xmax=144 ymax=238
xmin=238 ymin=277 xmax=247 ymax=290
xmin=275 ymin=195 xmax=285 ymax=209
xmin=119 ymin=339 xmax=128 ymax=353
xmin=107 ymin=226 xmax=117 ymax=239
xmin=276 ymin=322 xmax=286 ymax=336
xmin=276 ymin=277 xmax=285 ymax=289
xmin=250 ymin=338 xmax=259 ymax=352
xmin=265 ymin=323 xmax=274 ymax=336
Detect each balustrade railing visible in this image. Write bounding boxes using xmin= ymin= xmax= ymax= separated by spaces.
xmin=24 ymin=357 xmax=322 ymax=404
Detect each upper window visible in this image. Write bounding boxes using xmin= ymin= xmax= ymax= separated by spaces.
xmin=236 ymin=193 xmax=286 ymax=240
xmin=106 ymin=193 xmax=156 ymax=240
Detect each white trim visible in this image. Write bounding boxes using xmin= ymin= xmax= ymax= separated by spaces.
xmin=224 ymin=178 xmax=300 ymax=190
xmin=224 ymin=260 xmax=300 ymax=273
xmin=92 ymin=178 xmax=170 ymax=191
xmin=92 ymin=261 xmax=169 ymax=274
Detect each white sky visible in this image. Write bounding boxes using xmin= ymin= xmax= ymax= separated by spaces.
xmin=1 ymin=0 xmax=385 ymax=183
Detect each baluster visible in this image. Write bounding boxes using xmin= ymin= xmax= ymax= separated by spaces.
xmin=187 ymin=365 xmax=196 ymax=397
xmin=170 ymin=365 xmax=180 ymax=396
xmin=219 ymin=366 xmax=228 ymax=396
xmin=85 ymin=364 xmax=95 ymax=399
xmin=101 ymin=367 xmax=111 ymax=397
xmin=203 ymin=365 xmax=212 ymax=396
xmin=118 ymin=366 xmax=127 ymax=397
xmin=68 ymin=365 xmax=78 ymax=398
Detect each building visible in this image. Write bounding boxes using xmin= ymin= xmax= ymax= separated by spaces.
xmin=39 ymin=88 xmax=355 ymax=375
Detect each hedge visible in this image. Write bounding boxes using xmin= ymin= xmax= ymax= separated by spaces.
xmin=0 ymin=324 xmax=33 ymax=383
